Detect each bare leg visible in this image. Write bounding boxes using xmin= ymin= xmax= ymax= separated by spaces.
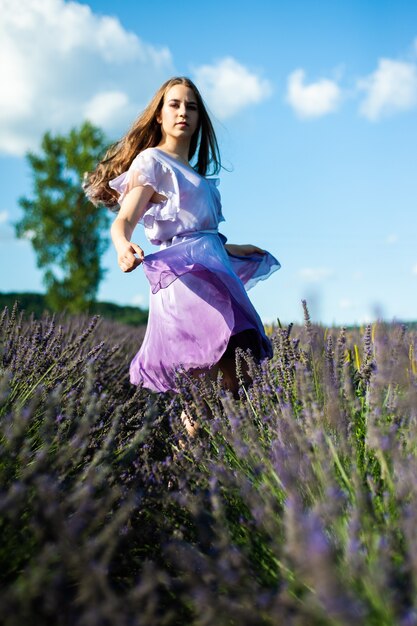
xmin=180 ymin=409 xmax=199 ymax=436
xmin=180 ymin=364 xmax=220 ymax=436
xmin=180 ymin=355 xmax=249 ymax=436
xmin=217 ymin=355 xmax=240 ymax=397
xmin=180 ymin=361 xmax=228 ymax=436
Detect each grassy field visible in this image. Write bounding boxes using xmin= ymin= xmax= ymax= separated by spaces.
xmin=1 ymin=302 xmax=417 ymax=626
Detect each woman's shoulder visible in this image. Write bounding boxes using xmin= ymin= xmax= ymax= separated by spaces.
xmin=133 ymin=148 xmax=220 ymax=189
xmin=131 ymin=147 xmax=161 ymax=166
xmin=139 ymin=147 xmax=162 ymax=158
xmin=129 ymin=148 xmax=175 ymax=178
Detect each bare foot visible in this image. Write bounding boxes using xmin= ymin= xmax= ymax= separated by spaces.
xmin=180 ymin=409 xmax=198 ymax=437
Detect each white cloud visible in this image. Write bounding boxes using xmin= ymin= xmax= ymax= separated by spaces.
xmin=339 ymin=298 xmax=354 ymax=310
xmin=21 ymin=229 xmax=36 ymax=241
xmin=0 ymin=209 xmax=14 ymax=242
xmin=131 ymin=293 xmax=146 ymax=306
xmin=192 ymin=57 xmax=272 ymax=119
xmin=298 ymin=267 xmax=335 ymax=283
xmin=84 ymin=91 xmax=130 ymax=127
xmin=412 ymin=264 xmax=417 ymax=276
xmin=358 ymin=313 xmax=372 ymax=325
xmin=386 ymin=233 xmax=399 ymax=245
xmin=0 ymin=0 xmax=173 ymax=156
xmin=285 ymin=69 xmax=342 ymax=119
xmin=358 ymin=59 xmax=417 ymax=121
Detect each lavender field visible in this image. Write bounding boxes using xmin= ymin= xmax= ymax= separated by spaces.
xmin=1 ymin=302 xmax=417 ymax=626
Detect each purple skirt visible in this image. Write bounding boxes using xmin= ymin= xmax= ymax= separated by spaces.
xmin=130 ymin=233 xmax=280 ymax=393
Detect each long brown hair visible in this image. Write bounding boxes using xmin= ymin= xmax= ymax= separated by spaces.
xmin=84 ymin=76 xmax=221 ymax=208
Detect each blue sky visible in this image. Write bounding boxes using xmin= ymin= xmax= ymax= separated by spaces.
xmin=0 ymin=0 xmax=416 ymax=325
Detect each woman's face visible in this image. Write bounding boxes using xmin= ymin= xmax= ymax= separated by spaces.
xmin=157 ymin=84 xmax=199 ymax=142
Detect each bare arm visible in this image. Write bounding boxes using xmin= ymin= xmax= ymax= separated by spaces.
xmin=111 ymin=185 xmax=155 ymax=272
xmin=224 ymin=243 xmax=266 ymax=257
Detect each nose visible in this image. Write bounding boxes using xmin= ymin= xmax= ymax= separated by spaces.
xmin=178 ymin=103 xmax=188 ymax=117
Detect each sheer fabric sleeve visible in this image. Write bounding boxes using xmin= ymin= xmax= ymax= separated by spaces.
xmin=207 ymin=177 xmax=225 ymax=223
xmin=108 ymin=150 xmax=180 ymax=228
xmin=227 ymin=251 xmax=281 ymax=291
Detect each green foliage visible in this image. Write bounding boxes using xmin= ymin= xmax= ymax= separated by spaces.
xmin=0 ymin=292 xmax=148 ymax=326
xmin=0 ymin=292 xmax=47 ymax=319
xmin=15 ymin=122 xmax=110 ymax=313
xmin=90 ymin=299 xmax=148 ymax=326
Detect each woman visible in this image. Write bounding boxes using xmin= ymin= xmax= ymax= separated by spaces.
xmin=84 ymin=77 xmax=280 ymax=419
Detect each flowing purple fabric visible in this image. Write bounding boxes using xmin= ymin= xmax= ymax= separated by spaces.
xmin=109 ymin=148 xmax=280 ymax=393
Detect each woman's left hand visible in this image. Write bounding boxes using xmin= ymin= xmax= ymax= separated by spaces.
xmin=224 ymin=243 xmax=266 ymax=257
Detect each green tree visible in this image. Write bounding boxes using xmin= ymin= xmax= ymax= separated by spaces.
xmin=15 ymin=122 xmax=110 ymax=313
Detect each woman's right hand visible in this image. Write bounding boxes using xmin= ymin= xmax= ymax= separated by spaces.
xmin=110 ymin=185 xmax=154 ymax=272
xmin=116 ymin=241 xmax=144 ymax=273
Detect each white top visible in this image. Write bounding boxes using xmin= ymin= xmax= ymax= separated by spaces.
xmin=109 ymin=147 xmax=224 ymax=245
